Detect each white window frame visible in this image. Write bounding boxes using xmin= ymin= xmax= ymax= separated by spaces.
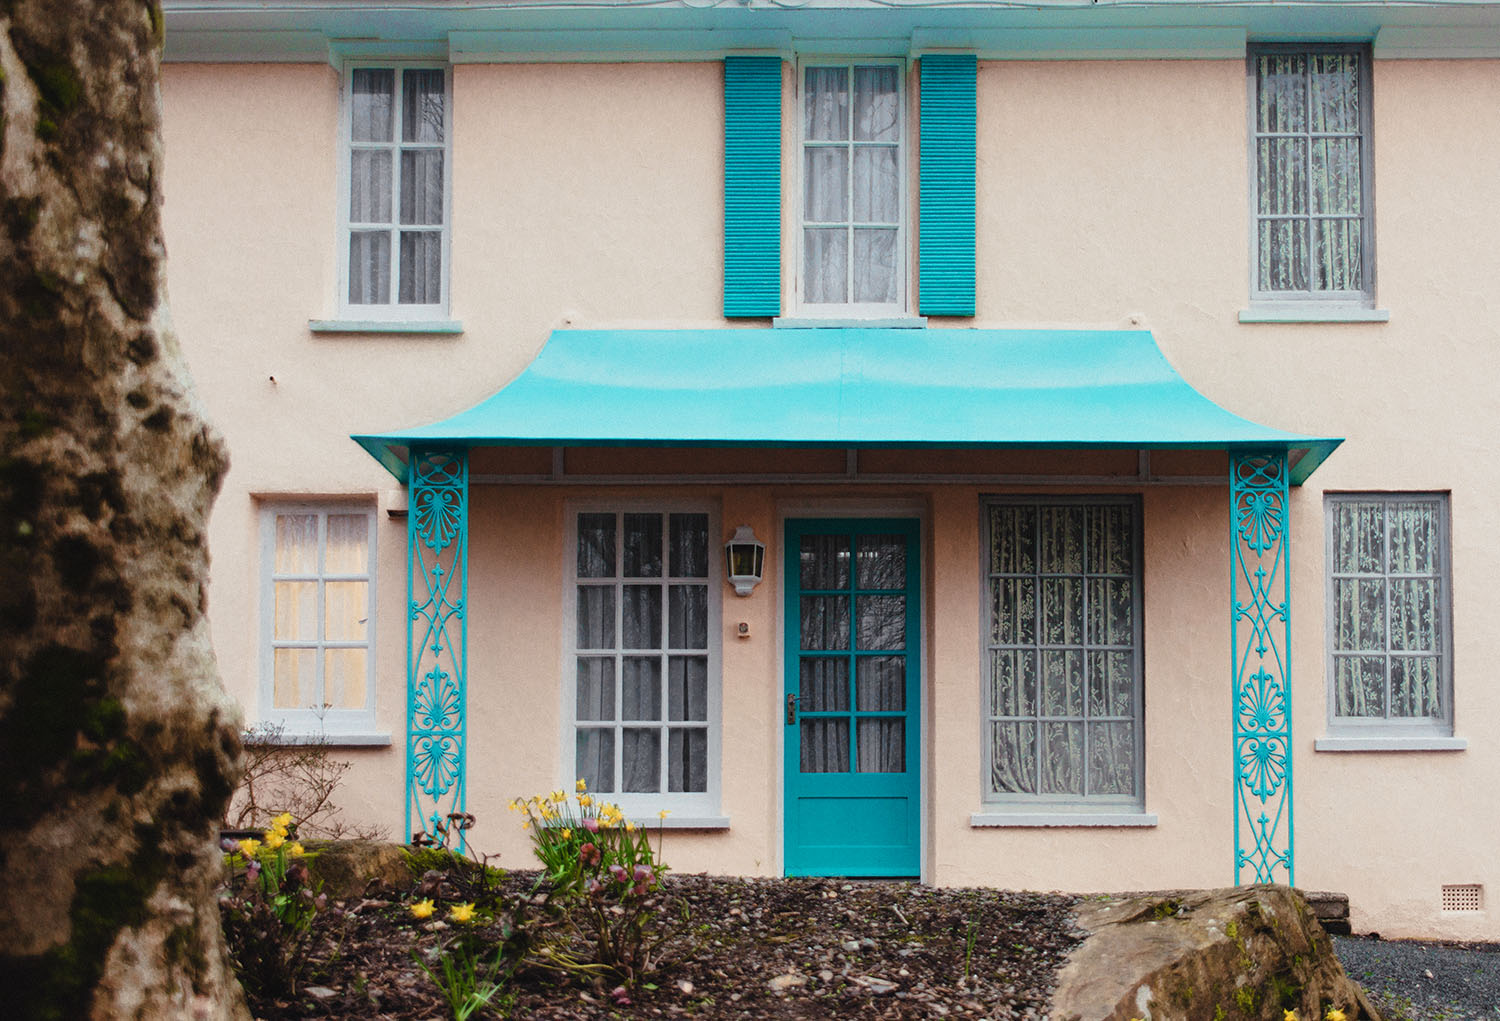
xmin=258 ymin=503 xmax=378 ymax=737
xmin=1324 ymin=492 xmax=1454 ymax=738
xmin=979 ymin=495 xmax=1145 ymax=812
xmin=561 ymin=502 xmax=723 ymax=818
xmin=794 ymin=56 xmax=909 ymax=318
xmin=337 ymin=61 xmax=453 ymax=321
xmin=1246 ymin=42 xmax=1376 ymax=311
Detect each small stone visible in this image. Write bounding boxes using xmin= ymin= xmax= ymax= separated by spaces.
xmin=857 ymin=976 xmax=898 ymax=995
xmin=842 ymin=940 xmax=862 ymax=952
xmin=305 ymin=986 xmax=337 ymax=1000
xmin=421 ymin=920 xmax=448 ymax=932
xmin=768 ymin=974 xmax=809 ymax=993
xmin=677 ymin=980 xmax=694 ymax=995
xmin=730 ymin=993 xmax=742 ymax=1002
xmin=819 ymin=970 xmax=835 ymax=983
xmin=898 ymin=967 xmax=910 ymax=977
xmin=859 ymin=937 xmax=877 ymax=949
xmin=1424 ymin=968 xmax=1435 ymax=980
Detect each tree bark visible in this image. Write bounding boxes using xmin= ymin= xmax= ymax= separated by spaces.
xmin=0 ymin=1 xmax=248 ymax=1018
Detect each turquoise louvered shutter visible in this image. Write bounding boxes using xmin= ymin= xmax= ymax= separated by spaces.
xmin=723 ymin=56 xmax=782 ymax=318
xmin=918 ymin=54 xmax=977 ymax=316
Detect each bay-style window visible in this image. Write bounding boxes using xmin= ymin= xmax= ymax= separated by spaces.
xmin=800 ymin=61 xmax=905 ymax=312
xmin=1326 ymin=494 xmax=1453 ymax=735
xmin=1249 ymin=44 xmax=1373 ymax=305
xmin=341 ymin=64 xmax=450 ymax=316
xmin=983 ymin=498 xmax=1144 ymax=807
xmin=569 ymin=508 xmax=721 ymax=815
xmin=259 ymin=505 xmax=377 ymax=736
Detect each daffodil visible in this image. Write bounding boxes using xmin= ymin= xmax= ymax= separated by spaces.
xmin=625 ymin=821 xmax=636 ymax=832
xmin=576 ymin=778 xmax=588 ymax=792
xmin=237 ymin=838 xmax=261 ymax=857
xmin=411 ymin=898 xmax=435 ymax=919
xmin=550 ymin=789 xmax=567 ymax=804
xmin=273 ymin=812 xmax=293 ymax=829
xmin=449 ymin=902 xmax=476 ymax=923
xmin=263 ymin=829 xmax=286 ymax=850
xmin=578 ymin=794 xmax=592 ymax=808
xmin=658 ymin=809 xmax=671 ymax=820
xmin=288 ymin=843 xmax=305 ymax=857
xmin=1325 ymin=1009 xmax=1346 ymax=1021
xmin=560 ymin=828 xmax=572 ymax=840
xmin=1284 ymin=1010 xmax=1299 ymax=1021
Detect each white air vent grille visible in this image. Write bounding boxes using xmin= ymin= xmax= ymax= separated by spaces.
xmin=1441 ymin=884 xmax=1483 ymax=912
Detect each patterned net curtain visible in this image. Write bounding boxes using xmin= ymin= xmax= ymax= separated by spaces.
xmin=1254 ymin=51 xmax=1363 ymax=294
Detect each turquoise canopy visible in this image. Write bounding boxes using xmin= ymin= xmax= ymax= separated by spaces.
xmin=354 ymin=328 xmax=1340 ymax=484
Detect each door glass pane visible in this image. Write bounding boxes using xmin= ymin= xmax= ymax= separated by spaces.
xmin=1086 ymin=650 xmax=1134 ymax=718
xmin=856 ymin=534 xmax=905 ymax=589
xmin=350 ymin=150 xmax=392 ymax=223
xmin=803 ymin=229 xmax=848 ymax=304
xmin=1039 ymin=721 xmax=1083 ymax=795
xmin=623 ymin=513 xmax=662 ymax=577
xmin=576 ymin=658 xmax=615 ymax=720
xmin=668 ymin=584 xmax=708 ymax=649
xmin=800 ymin=535 xmax=849 ymax=589
xmin=1084 ymin=505 xmax=1132 ymax=575
xmin=856 ymin=595 xmax=904 ymax=650
xmin=669 ymin=514 xmax=710 ymax=577
xmin=668 ymin=728 xmax=708 ymax=792
xmin=1041 ymin=650 xmax=1084 ymax=717
xmin=576 ymin=586 xmax=615 ymax=649
xmin=1256 ymin=53 xmax=1307 ymax=132
xmin=852 ymin=66 xmax=899 ymax=142
xmin=856 ymin=656 xmax=904 ymax=711
xmin=402 ymin=68 xmax=445 ymax=143
xmin=852 ymin=229 xmax=899 ymax=305
xmin=348 ymin=230 xmax=391 ymax=304
xmin=351 ymin=68 xmax=395 ymax=142
xmin=622 ymin=729 xmax=660 ymax=792
xmin=576 ymin=728 xmax=615 ymax=793
xmin=851 ymin=149 xmax=899 ymax=222
xmin=1040 ymin=577 xmax=1082 ymax=645
xmin=800 ymin=596 xmax=849 ymax=650
xmin=577 ymin=513 xmax=615 ymax=577
xmin=989 ymin=506 xmax=1036 ymax=574
xmin=990 ymin=720 xmax=1036 ymax=794
xmin=668 ymin=656 xmax=708 ymax=721
xmin=1038 ymin=506 xmax=1084 ymax=573
xmin=804 ymin=148 xmax=849 ymax=221
xmin=399 ymin=150 xmax=444 ymax=225
xmin=799 ymin=657 xmax=849 ymax=712
xmin=800 ymin=718 xmax=849 ymax=773
xmin=1086 ymin=578 xmax=1133 ymax=647
xmin=990 ymin=578 xmax=1036 ymax=645
xmin=857 ymin=718 xmax=904 ymax=773
xmin=804 ymin=67 xmax=849 ymax=140
xmin=622 ymin=657 xmax=662 ymax=721
xmin=622 ymin=585 xmax=661 ymax=649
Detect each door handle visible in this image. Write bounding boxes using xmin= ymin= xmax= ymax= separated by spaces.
xmin=785 ymin=693 xmax=798 ymax=725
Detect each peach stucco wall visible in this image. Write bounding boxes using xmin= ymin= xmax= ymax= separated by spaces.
xmin=161 ymin=57 xmax=1500 ymax=939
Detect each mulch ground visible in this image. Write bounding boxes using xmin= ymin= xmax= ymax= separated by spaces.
xmin=245 ymin=872 xmax=1084 ymax=1020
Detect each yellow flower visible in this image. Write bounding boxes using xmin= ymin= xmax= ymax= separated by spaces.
xmin=237 ymin=838 xmax=261 ymax=857
xmin=273 ymin=812 xmax=293 ymax=828
xmin=263 ymin=830 xmax=286 ymax=850
xmin=521 ymin=819 xmax=530 ymax=830
xmin=550 ymin=789 xmax=567 ymax=804
xmin=1325 ymin=1010 xmax=1346 ymax=1021
xmin=507 ymin=799 xmax=519 ymax=812
xmin=576 ymin=778 xmax=588 ymax=792
xmin=578 ymin=795 xmax=592 ymax=808
xmin=449 ymin=902 xmax=476 ymax=923
xmin=288 ymin=843 xmax=305 ymax=857
xmin=1284 ymin=1011 xmax=1299 ymax=1021
xmin=560 ymin=828 xmax=572 ymax=840
xmin=658 ymin=809 xmax=671 ymax=820
xmin=410 ymin=898 xmax=436 ymax=919
xmin=625 ymin=822 xmax=636 ymax=833
xmin=539 ymin=803 xmax=556 ymax=820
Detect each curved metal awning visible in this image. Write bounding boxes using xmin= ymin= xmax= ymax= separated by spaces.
xmin=354 ymin=328 xmax=1340 ymax=484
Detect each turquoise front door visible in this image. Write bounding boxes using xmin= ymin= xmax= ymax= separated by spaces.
xmin=783 ymin=518 xmax=921 ymax=877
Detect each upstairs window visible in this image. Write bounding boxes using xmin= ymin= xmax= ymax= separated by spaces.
xmin=799 ymin=61 xmax=905 ymax=313
xmin=341 ymin=64 xmax=450 ymax=318
xmin=1249 ymin=44 xmax=1374 ymax=305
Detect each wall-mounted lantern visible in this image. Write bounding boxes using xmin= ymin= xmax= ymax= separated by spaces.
xmin=724 ymin=525 xmax=765 ymax=597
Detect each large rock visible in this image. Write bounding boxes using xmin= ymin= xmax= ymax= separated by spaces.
xmin=1051 ymin=886 xmax=1384 ymax=1021
xmin=308 ymin=841 xmax=418 ymax=900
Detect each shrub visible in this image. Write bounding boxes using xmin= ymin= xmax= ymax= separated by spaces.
xmin=219 ymin=813 xmax=326 ymax=999
xmin=226 ymin=722 xmax=385 ymax=840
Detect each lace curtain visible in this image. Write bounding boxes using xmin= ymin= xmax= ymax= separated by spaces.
xmin=803 ymin=66 xmax=901 ymax=305
xmin=1255 ymin=51 xmax=1363 ymax=293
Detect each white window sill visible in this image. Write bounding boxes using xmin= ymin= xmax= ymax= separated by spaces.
xmin=309 ymin=319 xmax=464 ymax=335
xmin=1238 ymin=305 xmax=1390 ymax=324
xmin=970 ymin=811 xmax=1158 ymax=828
xmin=1315 ymin=735 xmax=1466 ymax=752
xmin=773 ymin=316 xmax=928 ymax=329
xmin=243 ymin=730 xmax=393 ymax=748
xmin=627 ymin=816 xmax=730 ymax=830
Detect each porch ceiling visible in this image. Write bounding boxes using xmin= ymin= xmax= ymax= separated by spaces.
xmin=352 ymin=328 xmax=1340 ymax=485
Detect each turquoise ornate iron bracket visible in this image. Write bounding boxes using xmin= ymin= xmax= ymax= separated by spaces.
xmin=406 ymin=447 xmax=469 ymax=845
xmin=1231 ymin=451 xmax=1293 ymax=885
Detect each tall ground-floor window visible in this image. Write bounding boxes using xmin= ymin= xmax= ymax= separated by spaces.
xmin=567 ymin=506 xmax=721 ymax=816
xmin=982 ymin=497 xmax=1144 ymax=808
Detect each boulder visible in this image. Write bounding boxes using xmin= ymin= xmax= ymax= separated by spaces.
xmin=1051 ymin=885 xmax=1384 ymax=1021
xmin=308 ymin=841 xmax=415 ymax=899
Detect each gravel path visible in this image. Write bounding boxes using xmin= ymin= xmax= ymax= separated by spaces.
xmin=1334 ymin=936 xmax=1500 ymax=1021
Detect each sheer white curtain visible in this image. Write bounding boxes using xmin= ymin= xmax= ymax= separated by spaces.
xmin=1255 ymin=51 xmax=1362 ymax=294
xmin=803 ymin=65 xmax=900 ymax=305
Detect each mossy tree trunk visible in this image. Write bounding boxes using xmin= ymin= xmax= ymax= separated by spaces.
xmin=0 ymin=1 xmax=249 ymax=1018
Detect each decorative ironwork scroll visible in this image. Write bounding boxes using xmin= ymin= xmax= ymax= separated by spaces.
xmin=407 ymin=448 xmax=469 ymax=845
xmin=1231 ymin=451 xmax=1293 ymax=885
